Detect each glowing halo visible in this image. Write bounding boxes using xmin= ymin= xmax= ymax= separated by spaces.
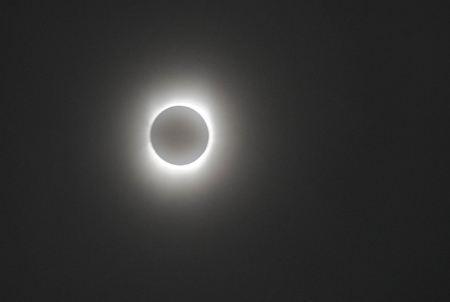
xmin=147 ymin=99 xmax=214 ymax=174
xmin=118 ymin=77 xmax=241 ymax=201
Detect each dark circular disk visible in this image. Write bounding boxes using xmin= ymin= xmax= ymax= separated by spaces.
xmin=150 ymin=106 xmax=209 ymax=165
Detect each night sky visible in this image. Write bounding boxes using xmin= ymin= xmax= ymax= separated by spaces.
xmin=3 ymin=1 xmax=449 ymax=300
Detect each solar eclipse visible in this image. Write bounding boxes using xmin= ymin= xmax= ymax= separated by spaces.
xmin=122 ymin=76 xmax=241 ymax=199
xmin=146 ymin=98 xmax=215 ymax=175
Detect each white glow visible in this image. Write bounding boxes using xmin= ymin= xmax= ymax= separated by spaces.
xmin=147 ymin=100 xmax=214 ymax=173
xmin=116 ymin=75 xmax=241 ymax=202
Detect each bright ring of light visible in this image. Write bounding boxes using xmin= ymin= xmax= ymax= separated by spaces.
xmin=147 ymin=99 xmax=214 ymax=173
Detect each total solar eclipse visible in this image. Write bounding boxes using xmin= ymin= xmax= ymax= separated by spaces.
xmin=150 ymin=106 xmax=209 ymax=165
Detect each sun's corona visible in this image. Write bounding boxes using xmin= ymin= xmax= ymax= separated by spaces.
xmin=147 ymin=100 xmax=214 ymax=173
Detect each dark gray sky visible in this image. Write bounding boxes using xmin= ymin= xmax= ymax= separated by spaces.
xmin=2 ymin=1 xmax=449 ymax=300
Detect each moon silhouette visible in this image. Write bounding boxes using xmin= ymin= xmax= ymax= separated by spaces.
xmin=150 ymin=106 xmax=209 ymax=165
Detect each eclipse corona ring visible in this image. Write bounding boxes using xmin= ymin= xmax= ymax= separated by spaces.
xmin=150 ymin=106 xmax=209 ymax=166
